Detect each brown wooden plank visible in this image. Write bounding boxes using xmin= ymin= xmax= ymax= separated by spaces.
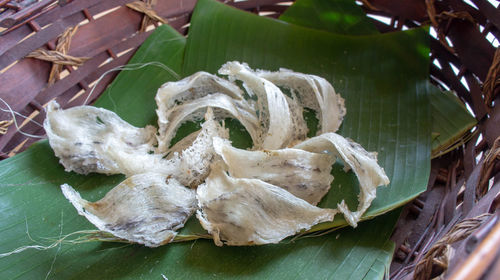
xmin=36 ymin=0 xmax=133 ymax=27
xmin=463 ymin=71 xmax=488 ymax=120
xmin=35 ymin=29 xmax=150 ymax=105
xmin=433 ymin=60 xmax=473 ymax=105
xmin=447 ymin=20 xmax=495 ymax=82
xmin=445 ymin=0 xmax=488 ymax=26
xmin=0 ymin=14 xmax=85 ymax=70
xmin=0 ymin=0 xmax=138 ymax=69
xmin=0 ymin=0 xmax=55 ymax=28
xmin=471 ymin=0 xmax=500 ymax=31
xmin=154 ymin=0 xmax=197 ymax=18
xmin=365 ymin=0 xmax=427 ymax=21
xmin=69 ymin=6 xmax=141 ymax=58
xmin=0 ymin=58 xmax=50 ymax=122
xmin=0 ymin=22 xmax=33 ymax=56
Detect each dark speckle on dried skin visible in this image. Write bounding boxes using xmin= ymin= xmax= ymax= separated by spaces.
xmin=296 ymin=183 xmax=308 ymax=189
xmin=107 ymin=220 xmax=142 ymax=232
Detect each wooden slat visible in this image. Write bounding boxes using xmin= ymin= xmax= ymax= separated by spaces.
xmin=471 ymin=0 xmax=500 ymax=31
xmin=447 ymin=20 xmax=495 ymax=82
xmin=0 ymin=58 xmax=50 ymax=122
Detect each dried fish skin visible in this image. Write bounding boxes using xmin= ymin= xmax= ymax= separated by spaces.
xmin=196 ymin=163 xmax=337 ymax=246
xmin=212 ymin=137 xmax=334 ymax=205
xmin=294 ymin=133 xmax=390 ymax=227
xmin=156 ymin=93 xmax=259 ymax=152
xmin=257 ymin=69 xmax=346 ymax=134
xmin=44 ymin=101 xmax=163 ymax=176
xmin=61 ymin=173 xmax=197 ymax=247
xmin=218 ymin=61 xmax=294 ymax=149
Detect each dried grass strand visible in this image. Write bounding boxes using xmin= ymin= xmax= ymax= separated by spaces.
xmin=50 ymin=25 xmax=79 ymax=84
xmin=477 ymin=136 xmax=500 ymax=197
xmin=26 ymin=25 xmax=88 ymax=85
xmin=126 ymin=0 xmax=167 ymax=32
xmin=413 ymin=213 xmax=492 ymax=280
xmin=0 ymin=119 xmax=13 ymax=134
xmin=484 ymin=48 xmax=500 ymax=106
xmin=26 ymin=49 xmax=89 ymax=67
xmin=425 ymin=0 xmax=455 ymax=54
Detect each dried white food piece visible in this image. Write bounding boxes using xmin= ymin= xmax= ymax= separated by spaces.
xmin=45 ymin=102 xmax=226 ymax=187
xmin=219 ymin=61 xmax=294 ymax=149
xmin=196 ymin=163 xmax=337 ymax=246
xmin=156 ymin=71 xmax=245 ymax=111
xmin=167 ymin=108 xmax=229 ymax=187
xmin=212 ymin=137 xmax=334 ymax=205
xmin=164 ymin=130 xmax=201 ymax=159
xmin=61 ymin=173 xmax=197 ymax=247
xmin=294 ymin=133 xmax=390 ymax=227
xmin=284 ymin=94 xmax=309 ymax=145
xmin=44 ymin=101 xmax=165 ymax=176
xmin=258 ymin=69 xmax=346 ymax=134
xmin=156 ymin=93 xmax=258 ymax=152
xmin=156 ymin=72 xmax=257 ymax=152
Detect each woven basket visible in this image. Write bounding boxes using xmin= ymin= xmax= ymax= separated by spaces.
xmin=0 ymin=0 xmax=499 ymax=279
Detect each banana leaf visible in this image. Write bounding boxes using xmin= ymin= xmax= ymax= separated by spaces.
xmin=430 ymin=90 xmax=476 ymax=158
xmin=280 ymin=0 xmax=477 ymax=158
xmin=0 ymin=0 xmax=434 ymax=278
xmin=182 ymin=0 xmax=430 ymax=227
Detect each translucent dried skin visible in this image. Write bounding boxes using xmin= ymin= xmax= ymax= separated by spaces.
xmin=167 ymin=108 xmax=230 ymax=187
xmin=258 ymin=69 xmax=346 ymax=134
xmin=284 ymin=95 xmax=309 ymax=145
xmin=213 ymin=137 xmax=334 ymax=205
xmin=196 ymin=163 xmax=337 ymax=246
xmin=45 ymin=102 xmax=225 ymax=187
xmin=294 ymin=133 xmax=390 ymax=227
xmin=156 ymin=93 xmax=258 ymax=153
xmin=61 ymin=173 xmax=197 ymax=247
xmin=47 ymin=61 xmax=387 ymax=248
xmin=156 ymin=71 xmax=245 ymax=111
xmin=156 ymin=72 xmax=258 ymax=152
xmin=44 ymin=101 xmax=164 ymax=176
xmin=219 ymin=62 xmax=294 ymax=149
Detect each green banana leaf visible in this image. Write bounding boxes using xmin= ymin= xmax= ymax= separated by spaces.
xmin=0 ymin=0 xmax=434 ymax=278
xmin=280 ymin=0 xmax=379 ymax=35
xmin=182 ymin=0 xmax=430 ymax=227
xmin=280 ymin=0 xmax=477 ymax=158
xmin=430 ymin=90 xmax=476 ymax=158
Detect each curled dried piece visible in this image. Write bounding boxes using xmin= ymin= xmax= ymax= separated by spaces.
xmin=156 ymin=71 xmax=245 ymax=111
xmin=258 ymin=68 xmax=346 ymax=134
xmin=44 ymin=101 xmax=164 ymax=176
xmin=156 ymin=93 xmax=258 ymax=152
xmin=156 ymin=72 xmax=257 ymax=152
xmin=45 ymin=102 xmax=226 ymax=187
xmin=61 ymin=173 xmax=197 ymax=247
xmin=196 ymin=163 xmax=337 ymax=246
xmin=213 ymin=137 xmax=334 ymax=205
xmin=294 ymin=133 xmax=390 ymax=227
xmin=219 ymin=62 xmax=294 ymax=149
xmin=167 ymin=108 xmax=229 ymax=187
